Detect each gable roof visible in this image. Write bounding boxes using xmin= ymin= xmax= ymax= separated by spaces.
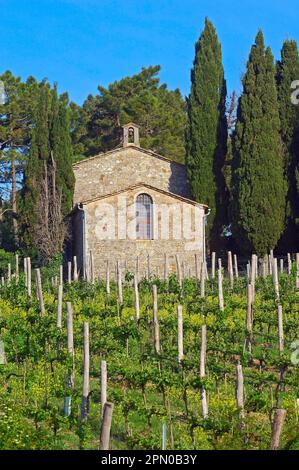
xmin=73 ymin=145 xmax=186 ymax=169
xmin=75 ymin=182 xmax=208 ymax=209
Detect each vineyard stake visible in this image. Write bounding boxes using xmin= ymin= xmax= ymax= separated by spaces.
xmin=277 ymin=305 xmax=284 ymax=353
xmin=270 ymin=409 xmax=287 ymax=450
xmin=100 ymin=402 xmax=114 ymax=450
xmin=228 ymin=251 xmax=234 ymax=288
xmin=236 ymin=364 xmax=244 ymax=421
xmin=7 ymin=263 xmax=11 ymax=284
xmin=177 ymin=305 xmax=184 ymax=363
xmin=117 ymin=260 xmax=123 ymax=305
xmin=15 ymin=254 xmax=19 ymax=284
xmin=211 ymin=252 xmax=216 ymax=279
xmin=218 ymin=268 xmax=224 ymax=311
xmin=67 ymin=261 xmax=72 ymax=284
xmin=287 ymin=253 xmax=292 ymax=275
xmin=57 ymin=284 xmax=63 ymax=328
xmin=134 ymin=274 xmax=140 ymax=323
xmin=176 ymin=254 xmax=182 ymax=288
xmin=59 ymin=265 xmax=63 ymax=286
xmin=200 ymin=262 xmax=205 ymax=298
xmin=200 ymin=324 xmax=208 ymax=419
xmin=101 ymin=360 xmax=107 ymax=422
xmin=26 ymin=257 xmax=31 ymax=297
xmin=73 ymin=256 xmax=78 ymax=282
xmin=66 ymin=302 xmax=75 ymax=389
xmin=272 ymin=258 xmax=280 ymax=301
xmin=106 ymin=260 xmax=110 ymax=294
xmin=81 ymin=321 xmax=89 ymax=421
xmin=234 ymin=254 xmax=239 ymax=279
xmin=35 ymin=268 xmax=45 ymax=315
xmin=152 ymin=285 xmax=160 ymax=354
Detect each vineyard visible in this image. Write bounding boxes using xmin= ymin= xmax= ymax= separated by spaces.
xmin=0 ymin=253 xmax=299 ymax=450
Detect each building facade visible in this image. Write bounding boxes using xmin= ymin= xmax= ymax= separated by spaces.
xmin=70 ymin=123 xmax=208 ymax=279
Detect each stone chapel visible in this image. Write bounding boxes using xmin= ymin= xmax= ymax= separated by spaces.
xmin=69 ymin=123 xmax=208 ymax=279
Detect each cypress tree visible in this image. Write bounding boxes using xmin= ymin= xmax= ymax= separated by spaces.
xmin=186 ymin=18 xmax=227 ymax=248
xmin=20 ymin=82 xmax=75 ymax=259
xmin=21 ymin=83 xmax=51 ymax=252
xmin=231 ymin=31 xmax=287 ymax=255
xmin=50 ymin=87 xmax=75 ymax=215
xmin=276 ymin=40 xmax=299 ymax=249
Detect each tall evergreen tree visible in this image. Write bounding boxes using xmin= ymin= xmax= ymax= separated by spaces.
xmin=231 ymin=31 xmax=287 ymax=255
xmin=50 ymin=87 xmax=75 ymax=215
xmin=20 ymin=82 xmax=74 ymax=260
xmin=276 ymin=40 xmax=299 ymax=249
xmin=186 ymin=18 xmax=227 ymax=248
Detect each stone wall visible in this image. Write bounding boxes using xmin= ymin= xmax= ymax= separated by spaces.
xmin=73 ymin=185 xmax=205 ymax=279
xmin=73 ymin=146 xmax=192 ymax=204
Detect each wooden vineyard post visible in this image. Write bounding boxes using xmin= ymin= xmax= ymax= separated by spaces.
xmin=57 ymin=284 xmax=63 ymax=328
xmin=100 ymin=402 xmax=114 ymax=450
xmin=134 ymin=274 xmax=140 ymax=323
xmin=250 ymin=254 xmax=256 ymax=301
xmin=116 ymin=261 xmax=123 ymax=305
xmin=59 ymin=265 xmax=63 ymax=286
xmin=236 ymin=364 xmax=244 ymax=421
xmin=81 ymin=321 xmax=89 ymax=421
xmin=177 ymin=305 xmax=184 ymax=363
xmin=200 ymin=262 xmax=205 ymax=298
xmin=24 ymin=257 xmax=27 ymax=289
xmin=277 ymin=305 xmax=284 ymax=353
xmin=66 ymin=302 xmax=75 ymax=390
xmin=218 ymin=267 xmax=224 ymax=311
xmin=262 ymin=257 xmax=267 ymax=278
xmin=26 ymin=257 xmax=31 ymax=297
xmin=246 ymin=263 xmax=251 ymax=280
xmin=7 ymin=263 xmax=11 ymax=284
xmin=228 ymin=251 xmax=234 ymax=288
xmin=280 ymin=259 xmax=284 ymax=274
xmin=200 ymin=324 xmax=208 ymax=419
xmin=234 ymin=254 xmax=239 ymax=279
xmin=68 ymin=261 xmax=72 ymax=284
xmin=287 ymin=253 xmax=292 ymax=275
xmin=15 ymin=254 xmax=19 ymax=284
xmin=152 ymin=285 xmax=160 ymax=354
xmin=272 ymin=258 xmax=280 ymax=301
xmin=164 ymin=254 xmax=169 ymax=281
xmin=176 ymin=254 xmax=182 ymax=288
xmin=296 ymin=253 xmax=299 ymax=289
xmin=246 ymin=283 xmax=253 ymax=355
xmin=101 ymin=360 xmax=107 ymax=422
xmin=106 ymin=261 xmax=110 ymax=295
xmin=73 ymin=256 xmax=78 ymax=282
xmin=211 ymin=252 xmax=216 ymax=279
xmin=35 ymin=269 xmax=45 ymax=315
xmin=270 ymin=409 xmax=287 ymax=450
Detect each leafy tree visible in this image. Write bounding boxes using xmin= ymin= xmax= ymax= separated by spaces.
xmin=186 ymin=18 xmax=228 ymax=249
xmin=231 ymin=31 xmax=287 ymax=255
xmin=71 ymin=66 xmax=186 ymax=163
xmin=276 ymin=40 xmax=299 ymax=250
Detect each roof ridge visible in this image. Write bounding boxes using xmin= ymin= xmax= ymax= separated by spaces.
xmin=75 ymin=182 xmax=207 ymax=208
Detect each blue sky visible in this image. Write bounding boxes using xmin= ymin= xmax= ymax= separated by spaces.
xmin=0 ymin=0 xmax=298 ymax=103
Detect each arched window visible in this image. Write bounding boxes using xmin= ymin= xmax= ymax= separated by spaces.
xmin=136 ymin=194 xmax=153 ymax=240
